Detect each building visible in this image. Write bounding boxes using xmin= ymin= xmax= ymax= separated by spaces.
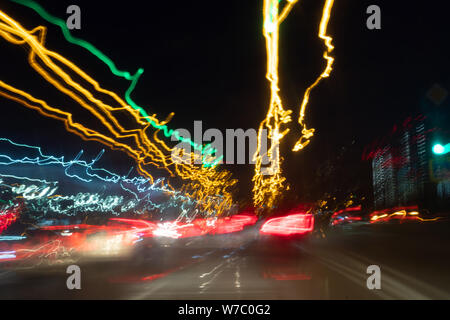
xmin=369 ymin=114 xmax=449 ymax=212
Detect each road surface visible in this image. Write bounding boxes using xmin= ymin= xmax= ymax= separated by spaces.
xmin=1 ymin=221 xmax=450 ymax=299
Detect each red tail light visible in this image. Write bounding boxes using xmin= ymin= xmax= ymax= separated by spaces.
xmin=208 ymin=214 xmax=258 ymax=235
xmin=260 ymin=213 xmax=314 ymax=236
xmin=0 ymin=207 xmax=20 ymax=234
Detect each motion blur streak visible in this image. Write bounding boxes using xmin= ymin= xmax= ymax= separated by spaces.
xmin=0 ymin=137 xmax=209 ymax=216
xmin=151 ymin=215 xmax=258 ymax=238
xmin=0 ymin=213 xmax=258 ymax=268
xmin=253 ymin=0 xmax=293 ymax=209
xmin=0 ymin=8 xmax=236 ymax=214
xmin=260 ymin=213 xmax=314 ymax=236
xmin=293 ymin=0 xmax=335 ymax=152
xmin=253 ymin=0 xmax=336 ymax=208
xmin=369 ymin=208 xmax=442 ymax=223
xmin=208 ymin=215 xmax=258 ymax=235
xmin=9 ymin=0 xmax=222 ymax=165
xmin=330 ymin=206 xmax=362 ymax=226
xmin=0 ymin=206 xmax=20 ymax=234
xmin=109 ymin=218 xmax=157 ymax=237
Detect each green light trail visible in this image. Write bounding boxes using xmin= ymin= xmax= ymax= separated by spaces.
xmin=9 ymin=0 xmax=221 ymax=166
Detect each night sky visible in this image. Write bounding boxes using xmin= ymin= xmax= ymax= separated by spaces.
xmin=0 ymin=0 xmax=449 ymax=203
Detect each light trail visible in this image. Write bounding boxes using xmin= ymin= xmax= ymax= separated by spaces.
xmin=253 ymin=0 xmax=294 ymax=209
xmin=0 ymin=206 xmax=21 ymax=234
xmin=0 ymin=177 xmax=197 ymax=216
xmin=0 ymin=9 xmax=236 ymax=215
xmin=370 ymin=210 xmax=442 ymax=223
xmin=253 ymin=0 xmax=336 ymax=209
xmin=293 ymin=0 xmax=335 ymax=152
xmin=0 ymin=137 xmax=174 ymax=192
xmin=0 ymin=138 xmax=208 ymax=216
xmin=8 ymin=0 xmax=222 ymax=165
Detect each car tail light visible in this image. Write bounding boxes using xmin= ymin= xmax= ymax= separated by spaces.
xmin=260 ymin=213 xmax=314 ymax=236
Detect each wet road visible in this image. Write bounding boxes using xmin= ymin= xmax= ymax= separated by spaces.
xmin=1 ymin=221 xmax=450 ymax=299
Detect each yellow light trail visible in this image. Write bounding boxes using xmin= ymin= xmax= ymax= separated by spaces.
xmin=252 ymin=0 xmax=293 ymax=209
xmin=0 ymin=9 xmax=236 ymax=215
xmin=370 ymin=210 xmax=442 ymax=223
xmin=253 ymin=0 xmax=336 ymax=209
xmin=293 ymin=0 xmax=335 ymax=152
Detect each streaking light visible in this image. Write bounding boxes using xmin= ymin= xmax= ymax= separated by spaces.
xmin=8 ymin=0 xmax=221 ymax=165
xmin=293 ymin=0 xmax=336 ymax=152
xmin=260 ymin=213 xmax=314 ymax=236
xmin=0 ymin=206 xmax=21 ymax=234
xmin=0 ymin=251 xmax=16 ymax=260
xmin=253 ymin=0 xmax=336 ymax=208
xmin=369 ymin=208 xmax=441 ymax=223
xmin=0 ymin=8 xmax=236 ymax=215
xmin=0 ymin=236 xmax=26 ymax=241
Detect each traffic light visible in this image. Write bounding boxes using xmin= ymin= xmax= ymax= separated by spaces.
xmin=433 ymin=143 xmax=449 ymax=155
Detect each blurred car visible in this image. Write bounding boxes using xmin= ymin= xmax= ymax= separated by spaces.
xmin=329 ymin=206 xmax=364 ymax=226
xmin=0 ymin=222 xmax=142 ymax=269
xmin=108 ymin=214 xmax=259 ymax=263
xmin=260 ymin=211 xmax=315 ymax=238
xmin=0 ymin=212 xmax=260 ymax=269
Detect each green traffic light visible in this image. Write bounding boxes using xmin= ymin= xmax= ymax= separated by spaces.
xmin=433 ymin=143 xmax=449 ymax=155
xmin=433 ymin=144 xmax=445 ymax=154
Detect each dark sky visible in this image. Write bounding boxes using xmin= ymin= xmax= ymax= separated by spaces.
xmin=0 ymin=0 xmax=449 ymax=201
